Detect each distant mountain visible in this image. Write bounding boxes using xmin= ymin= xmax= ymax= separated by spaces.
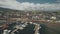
xmin=0 ymin=7 xmax=60 ymax=12
xmin=0 ymin=7 xmax=17 ymax=12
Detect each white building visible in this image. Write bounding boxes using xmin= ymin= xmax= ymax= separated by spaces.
xmin=50 ymin=16 xmax=56 ymax=20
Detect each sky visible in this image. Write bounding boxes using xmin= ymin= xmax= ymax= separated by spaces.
xmin=0 ymin=0 xmax=60 ymax=11
xmin=17 ymin=0 xmax=58 ymax=3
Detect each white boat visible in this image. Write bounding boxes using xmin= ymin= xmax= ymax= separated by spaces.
xmin=3 ymin=29 xmax=11 ymax=34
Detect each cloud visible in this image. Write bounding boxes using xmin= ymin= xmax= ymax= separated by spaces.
xmin=0 ymin=0 xmax=60 ymax=11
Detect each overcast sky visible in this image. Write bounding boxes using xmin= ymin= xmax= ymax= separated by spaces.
xmin=0 ymin=0 xmax=60 ymax=11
